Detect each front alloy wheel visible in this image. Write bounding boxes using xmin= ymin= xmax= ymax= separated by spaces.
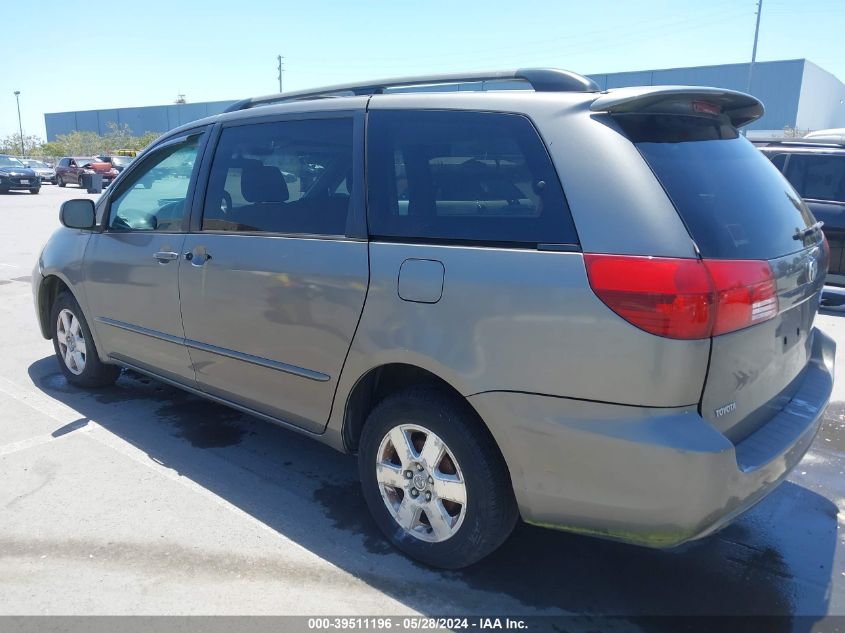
xmin=56 ymin=308 xmax=87 ymax=375
xmin=50 ymin=291 xmax=120 ymax=388
xmin=376 ymin=424 xmax=467 ymax=543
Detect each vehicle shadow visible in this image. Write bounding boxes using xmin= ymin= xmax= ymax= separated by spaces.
xmin=27 ymin=356 xmax=837 ymax=626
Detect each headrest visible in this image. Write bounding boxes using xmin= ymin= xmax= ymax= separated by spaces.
xmin=241 ymin=165 xmax=289 ymax=203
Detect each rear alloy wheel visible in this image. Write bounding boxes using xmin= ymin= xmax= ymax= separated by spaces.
xmin=359 ymin=387 xmax=518 ymax=569
xmin=375 ymin=424 xmax=468 ymax=543
xmin=50 ymin=291 xmax=120 ymax=388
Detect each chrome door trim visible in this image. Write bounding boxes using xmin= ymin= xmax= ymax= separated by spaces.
xmin=96 ymin=316 xmax=184 ymax=346
xmin=184 ymin=338 xmax=331 ymax=383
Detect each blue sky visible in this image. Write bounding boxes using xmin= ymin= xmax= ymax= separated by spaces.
xmin=3 ymin=0 xmax=844 ymax=139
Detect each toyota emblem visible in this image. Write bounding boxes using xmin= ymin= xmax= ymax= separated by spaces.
xmin=807 ymin=258 xmax=818 ymax=283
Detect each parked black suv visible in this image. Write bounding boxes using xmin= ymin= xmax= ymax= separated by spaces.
xmin=0 ymin=155 xmax=40 ymax=194
xmin=758 ymin=138 xmax=845 ymax=285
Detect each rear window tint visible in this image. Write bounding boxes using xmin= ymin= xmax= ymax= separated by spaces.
xmin=784 ymin=154 xmax=845 ymax=203
xmin=367 ymin=110 xmax=578 ymax=246
xmin=618 ymin=114 xmax=815 ymax=260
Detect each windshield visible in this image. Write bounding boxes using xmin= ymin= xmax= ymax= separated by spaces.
xmin=111 ymin=156 xmax=133 ymax=166
xmin=24 ymin=160 xmax=49 ymax=168
xmin=74 ymin=157 xmax=98 ymax=166
xmin=618 ymin=114 xmax=816 ymax=260
xmin=0 ymin=156 xmax=25 ymax=168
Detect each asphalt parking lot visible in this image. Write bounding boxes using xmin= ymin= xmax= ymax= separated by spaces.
xmin=2 ymin=184 xmax=845 ymax=624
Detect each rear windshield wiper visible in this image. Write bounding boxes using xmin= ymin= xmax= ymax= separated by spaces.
xmin=794 ymin=221 xmax=824 ymax=240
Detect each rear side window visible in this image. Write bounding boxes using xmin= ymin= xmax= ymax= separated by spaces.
xmin=767 ymin=153 xmax=787 ymax=171
xmin=202 ymin=118 xmax=353 ymax=236
xmin=367 ymin=110 xmax=577 ymax=246
xmin=784 ymin=154 xmax=845 ymax=203
xmin=618 ymin=114 xmax=815 ymax=260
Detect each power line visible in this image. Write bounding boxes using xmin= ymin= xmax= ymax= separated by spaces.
xmin=288 ymin=2 xmax=749 ymax=69
xmin=287 ymin=5 xmax=754 ymax=74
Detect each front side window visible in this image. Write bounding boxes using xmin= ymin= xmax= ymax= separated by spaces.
xmin=202 ymin=118 xmax=354 ymax=236
xmin=366 ymin=110 xmax=577 ymax=245
xmin=108 ymin=135 xmax=202 ymax=232
xmin=784 ymin=154 xmax=845 ymax=203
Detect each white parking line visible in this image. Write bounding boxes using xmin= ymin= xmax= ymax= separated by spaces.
xmin=0 ymin=432 xmax=76 ymax=456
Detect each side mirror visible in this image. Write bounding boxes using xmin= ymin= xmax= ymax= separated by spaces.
xmin=60 ymin=199 xmax=96 ymax=230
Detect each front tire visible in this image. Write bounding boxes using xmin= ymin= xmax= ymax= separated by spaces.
xmin=30 ymin=188 xmax=40 ymax=194
xmin=57 ymin=175 xmax=66 ymax=187
xmin=358 ymin=386 xmax=518 ymax=569
xmin=50 ymin=291 xmax=120 ymax=388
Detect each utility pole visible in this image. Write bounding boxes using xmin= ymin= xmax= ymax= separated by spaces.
xmin=13 ymin=91 xmax=24 ymax=157
xmin=277 ymin=55 xmax=285 ymax=93
xmin=746 ymin=0 xmax=763 ymax=94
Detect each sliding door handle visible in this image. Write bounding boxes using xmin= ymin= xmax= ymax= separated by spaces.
xmin=153 ymin=251 xmax=179 ymax=263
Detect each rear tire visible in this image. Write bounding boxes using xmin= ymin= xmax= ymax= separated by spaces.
xmin=50 ymin=291 xmax=120 ymax=388
xmin=358 ymin=386 xmax=518 ymax=569
xmin=77 ymin=176 xmax=85 ymax=188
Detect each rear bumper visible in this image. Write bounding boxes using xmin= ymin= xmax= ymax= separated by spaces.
xmin=468 ymin=328 xmax=835 ymax=548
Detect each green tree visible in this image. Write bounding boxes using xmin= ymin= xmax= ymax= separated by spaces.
xmin=102 ymin=121 xmax=134 ymax=152
xmin=50 ymin=130 xmax=103 ymax=156
xmin=133 ymin=131 xmax=161 ymax=151
xmin=0 ymin=133 xmax=45 ymax=156
xmin=36 ymin=126 xmax=164 ymax=158
xmin=38 ymin=142 xmax=65 ymax=158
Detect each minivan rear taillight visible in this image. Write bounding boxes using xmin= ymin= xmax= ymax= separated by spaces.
xmin=584 ymin=254 xmax=778 ymax=340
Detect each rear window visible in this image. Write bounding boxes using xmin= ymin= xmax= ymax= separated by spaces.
xmin=367 ymin=110 xmax=577 ymax=246
xmin=618 ymin=114 xmax=816 ymax=260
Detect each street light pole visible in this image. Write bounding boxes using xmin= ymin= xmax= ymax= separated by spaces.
xmin=277 ymin=55 xmax=284 ymax=93
xmin=746 ymin=0 xmax=763 ymax=94
xmin=13 ymin=91 xmax=24 ymax=157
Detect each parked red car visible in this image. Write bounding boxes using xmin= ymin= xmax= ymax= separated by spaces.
xmin=55 ymin=157 xmax=118 ymax=188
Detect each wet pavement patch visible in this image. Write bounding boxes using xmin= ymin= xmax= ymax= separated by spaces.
xmin=313 ymin=481 xmax=394 ymax=555
xmin=156 ymin=397 xmax=247 ymax=449
xmin=35 ymin=366 xmax=248 ymax=449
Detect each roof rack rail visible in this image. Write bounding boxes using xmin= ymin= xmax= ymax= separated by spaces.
xmin=755 ymin=137 xmax=845 ymax=148
xmin=224 ymin=68 xmax=600 ymax=113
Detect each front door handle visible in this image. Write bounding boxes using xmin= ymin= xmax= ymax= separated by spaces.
xmin=153 ymin=251 xmax=179 ymax=263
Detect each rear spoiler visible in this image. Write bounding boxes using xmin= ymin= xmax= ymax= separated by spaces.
xmin=590 ymin=86 xmax=764 ymax=128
